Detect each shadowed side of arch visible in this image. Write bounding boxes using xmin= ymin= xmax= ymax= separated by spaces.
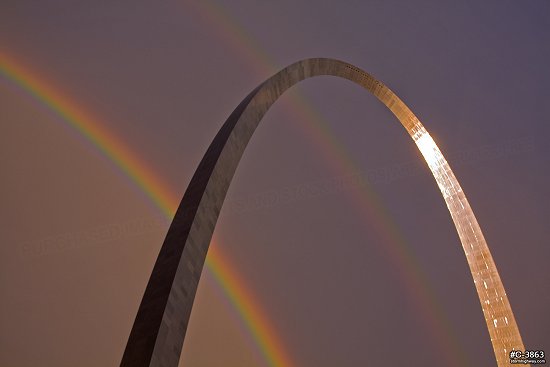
xmin=120 ymin=58 xmax=525 ymax=367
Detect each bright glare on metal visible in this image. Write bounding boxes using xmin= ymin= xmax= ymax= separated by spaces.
xmin=409 ymin=122 xmax=525 ymax=366
xmin=414 ymin=130 xmax=441 ymax=168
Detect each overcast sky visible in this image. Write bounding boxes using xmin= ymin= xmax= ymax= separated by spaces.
xmin=1 ymin=1 xmax=549 ymax=366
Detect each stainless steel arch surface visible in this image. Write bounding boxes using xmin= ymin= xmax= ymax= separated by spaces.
xmin=121 ymin=58 xmax=526 ymax=367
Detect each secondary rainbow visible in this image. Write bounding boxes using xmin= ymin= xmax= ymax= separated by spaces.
xmin=187 ymin=2 xmax=468 ymax=365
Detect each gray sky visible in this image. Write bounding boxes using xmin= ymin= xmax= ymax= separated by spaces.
xmin=1 ymin=0 xmax=549 ymax=366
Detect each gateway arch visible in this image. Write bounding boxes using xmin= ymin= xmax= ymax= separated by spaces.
xmin=121 ymin=58 xmax=526 ymax=367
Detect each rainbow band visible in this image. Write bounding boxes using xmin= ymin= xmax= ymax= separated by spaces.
xmin=0 ymin=54 xmax=177 ymax=218
xmin=207 ymin=245 xmax=293 ymax=367
xmin=0 ymin=52 xmax=292 ymax=367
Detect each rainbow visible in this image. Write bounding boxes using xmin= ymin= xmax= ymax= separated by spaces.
xmin=206 ymin=245 xmax=293 ymax=367
xmin=0 ymin=52 xmax=292 ymax=367
xmin=2 ymin=36 xmax=468 ymax=365
xmin=0 ymin=53 xmax=177 ymax=219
